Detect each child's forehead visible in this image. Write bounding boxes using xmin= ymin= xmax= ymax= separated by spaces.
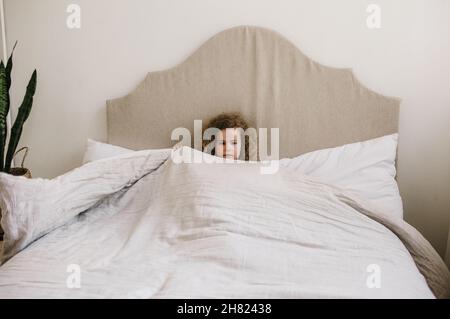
xmin=217 ymin=128 xmax=241 ymax=139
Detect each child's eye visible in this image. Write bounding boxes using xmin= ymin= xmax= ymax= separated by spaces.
xmin=232 ymin=140 xmax=238 ymax=145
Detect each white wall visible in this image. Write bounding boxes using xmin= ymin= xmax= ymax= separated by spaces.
xmin=2 ymin=0 xmax=450 ymax=258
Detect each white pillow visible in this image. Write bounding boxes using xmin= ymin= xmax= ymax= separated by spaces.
xmin=280 ymin=134 xmax=403 ymax=218
xmin=82 ymin=139 xmax=134 ymax=164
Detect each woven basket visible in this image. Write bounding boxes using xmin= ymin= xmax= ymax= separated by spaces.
xmin=1 ymin=147 xmax=31 ymax=241
xmin=8 ymin=167 xmax=32 ymax=178
xmin=7 ymin=147 xmax=31 ymax=177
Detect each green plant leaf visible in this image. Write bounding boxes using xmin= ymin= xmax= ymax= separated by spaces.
xmin=0 ymin=63 xmax=8 ymax=171
xmin=6 ymin=41 xmax=17 ymax=91
xmin=0 ymin=42 xmax=17 ymax=171
xmin=4 ymin=69 xmax=37 ymax=171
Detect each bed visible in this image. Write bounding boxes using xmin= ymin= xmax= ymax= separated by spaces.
xmin=0 ymin=25 xmax=449 ymax=299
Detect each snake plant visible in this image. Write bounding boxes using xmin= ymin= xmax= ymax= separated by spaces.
xmin=0 ymin=43 xmax=37 ymax=173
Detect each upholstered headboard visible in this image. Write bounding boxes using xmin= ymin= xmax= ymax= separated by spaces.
xmin=107 ymin=25 xmax=400 ymax=158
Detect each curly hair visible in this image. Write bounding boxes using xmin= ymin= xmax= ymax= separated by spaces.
xmin=204 ymin=112 xmax=250 ymax=161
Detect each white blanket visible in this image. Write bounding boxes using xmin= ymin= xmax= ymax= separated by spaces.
xmin=0 ymin=149 xmax=448 ymax=298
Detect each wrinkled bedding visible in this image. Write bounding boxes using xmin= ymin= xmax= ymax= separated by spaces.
xmin=0 ymin=149 xmax=448 ymax=298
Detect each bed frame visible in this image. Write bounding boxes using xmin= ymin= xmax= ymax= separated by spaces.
xmin=106 ymin=25 xmax=400 ymax=158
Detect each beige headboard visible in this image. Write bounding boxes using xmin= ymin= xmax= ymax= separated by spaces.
xmin=107 ymin=25 xmax=400 ymax=158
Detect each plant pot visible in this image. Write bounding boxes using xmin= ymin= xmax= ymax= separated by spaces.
xmin=8 ymin=167 xmax=32 ymax=178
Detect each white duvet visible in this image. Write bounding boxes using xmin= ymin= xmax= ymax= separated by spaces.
xmin=0 ymin=148 xmax=448 ymax=299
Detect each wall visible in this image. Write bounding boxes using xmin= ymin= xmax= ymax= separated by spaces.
xmin=2 ymin=0 xmax=450 ymax=258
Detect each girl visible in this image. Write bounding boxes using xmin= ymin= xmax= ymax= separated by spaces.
xmin=203 ymin=112 xmax=250 ymax=161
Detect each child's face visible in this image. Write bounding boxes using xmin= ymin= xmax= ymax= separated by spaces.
xmin=215 ymin=128 xmax=242 ymax=160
